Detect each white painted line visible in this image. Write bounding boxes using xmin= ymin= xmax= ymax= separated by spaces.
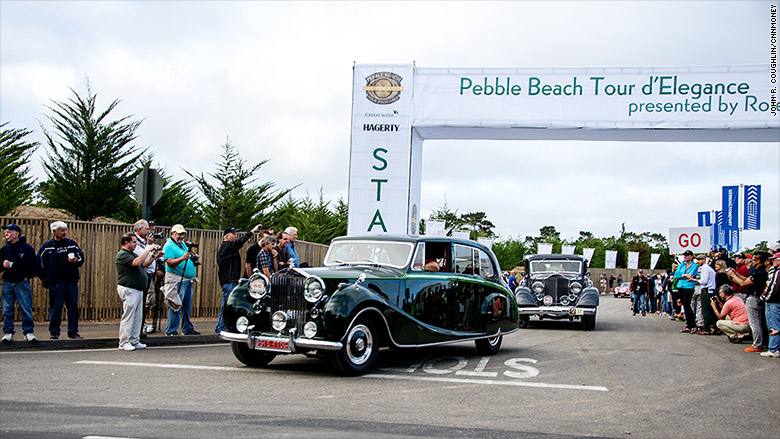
xmin=75 ymin=360 xmax=249 ymax=372
xmin=363 ymin=373 xmax=609 ymax=392
xmin=84 ymin=436 xmax=139 ymax=439
xmin=75 ymin=360 xmax=608 ymax=392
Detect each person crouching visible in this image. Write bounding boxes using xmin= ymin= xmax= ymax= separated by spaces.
xmin=712 ymin=285 xmax=750 ymax=343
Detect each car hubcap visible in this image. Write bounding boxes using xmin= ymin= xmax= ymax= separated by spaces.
xmin=346 ymin=324 xmax=372 ymax=365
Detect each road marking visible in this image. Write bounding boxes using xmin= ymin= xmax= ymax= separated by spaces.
xmin=75 ymin=360 xmax=250 ymax=372
xmin=364 ymin=373 xmax=609 ymax=392
xmin=75 ymin=360 xmax=608 ymax=392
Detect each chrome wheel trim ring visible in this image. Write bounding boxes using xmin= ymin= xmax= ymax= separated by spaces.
xmin=346 ymin=324 xmax=373 ymax=365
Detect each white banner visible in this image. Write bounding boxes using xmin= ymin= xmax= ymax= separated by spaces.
xmin=538 ymin=243 xmax=553 ymax=254
xmin=669 ymin=227 xmax=712 ymax=254
xmin=452 ymin=231 xmax=470 ymax=240
xmin=425 ymin=220 xmax=445 ymax=236
xmin=583 ymin=248 xmax=595 ymax=262
xmin=412 ymin=66 xmax=777 ymax=135
xmin=650 ymin=253 xmax=661 ymax=270
xmin=628 ymin=252 xmax=640 ymax=270
xmin=561 ymin=245 xmax=575 ymax=255
xmin=605 ymin=250 xmax=618 ymax=269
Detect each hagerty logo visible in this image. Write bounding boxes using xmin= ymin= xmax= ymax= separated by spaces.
xmin=364 ymin=72 xmax=403 ymax=105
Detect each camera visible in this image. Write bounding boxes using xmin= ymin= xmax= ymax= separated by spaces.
xmin=185 ymin=241 xmax=200 ymax=266
xmin=150 ymin=232 xmax=164 ymax=239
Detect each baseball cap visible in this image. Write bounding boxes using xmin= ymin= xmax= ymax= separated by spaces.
xmin=769 ymin=252 xmax=780 ymax=260
xmin=682 ymin=250 xmax=694 ymax=256
xmin=223 ymin=227 xmax=238 ymax=235
xmin=171 ymin=224 xmax=186 ymax=234
xmin=735 ymin=253 xmax=747 ymax=259
xmin=2 ymin=224 xmax=21 ymax=233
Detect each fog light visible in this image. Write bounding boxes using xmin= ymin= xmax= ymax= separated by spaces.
xmin=303 ymin=321 xmax=317 ymax=338
xmin=236 ymin=316 xmax=249 ymax=333
xmin=271 ymin=311 xmax=288 ymax=331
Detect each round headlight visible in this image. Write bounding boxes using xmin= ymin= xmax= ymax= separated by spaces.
xmin=236 ymin=316 xmax=249 ymax=333
xmin=303 ymin=277 xmax=324 ymax=303
xmin=560 ymin=296 xmax=571 ymax=306
xmin=248 ymin=274 xmax=270 ymax=300
xmin=271 ymin=311 xmax=288 ymax=332
xmin=570 ymin=282 xmax=582 ymax=294
xmin=532 ymin=281 xmax=544 ymax=294
xmin=303 ymin=321 xmax=317 ymax=338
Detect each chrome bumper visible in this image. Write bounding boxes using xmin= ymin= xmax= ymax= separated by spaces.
xmin=517 ymin=306 xmax=597 ymax=316
xmin=219 ymin=331 xmax=343 ymax=352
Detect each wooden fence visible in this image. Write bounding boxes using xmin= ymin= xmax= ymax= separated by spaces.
xmin=0 ymin=217 xmax=328 ymax=322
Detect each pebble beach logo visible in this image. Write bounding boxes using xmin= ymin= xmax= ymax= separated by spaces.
xmin=364 ymin=72 xmax=404 ymax=104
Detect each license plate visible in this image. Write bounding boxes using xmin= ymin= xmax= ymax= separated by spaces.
xmin=254 ymin=336 xmax=291 ymax=353
xmin=573 ymin=308 xmax=585 ymax=315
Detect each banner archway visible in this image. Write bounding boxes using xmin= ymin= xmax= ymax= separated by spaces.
xmin=348 ymin=64 xmax=779 ymax=236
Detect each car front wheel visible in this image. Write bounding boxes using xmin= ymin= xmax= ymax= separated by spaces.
xmin=329 ymin=318 xmax=379 ymax=376
xmin=582 ymin=314 xmax=596 ymax=331
xmin=475 ymin=334 xmax=502 ymax=355
xmin=231 ymin=341 xmax=277 ymax=367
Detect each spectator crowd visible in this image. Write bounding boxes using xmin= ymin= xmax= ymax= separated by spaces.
xmin=622 ymin=246 xmax=780 ymax=359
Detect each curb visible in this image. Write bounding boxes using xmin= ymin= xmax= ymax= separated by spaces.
xmin=0 ymin=334 xmax=225 ymax=352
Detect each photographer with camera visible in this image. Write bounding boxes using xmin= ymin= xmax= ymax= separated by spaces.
xmin=162 ymin=224 xmax=200 ymax=336
xmin=132 ymin=219 xmax=163 ymax=338
xmin=215 ymin=224 xmax=262 ymax=334
xmin=712 ymin=285 xmax=750 ymax=342
xmin=116 ymin=232 xmax=160 ymax=351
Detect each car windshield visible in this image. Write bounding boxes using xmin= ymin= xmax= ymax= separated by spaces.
xmin=529 ymin=259 xmax=581 ymax=275
xmin=620 ymin=282 xmax=630 ymax=288
xmin=324 ymin=240 xmax=414 ymax=269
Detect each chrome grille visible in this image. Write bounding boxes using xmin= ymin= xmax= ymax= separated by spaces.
xmin=544 ymin=276 xmax=569 ymax=304
xmin=269 ymin=275 xmax=307 ymax=333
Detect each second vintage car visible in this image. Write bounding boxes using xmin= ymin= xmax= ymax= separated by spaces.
xmin=614 ymin=281 xmax=631 ymax=298
xmin=219 ymin=235 xmax=520 ymax=375
xmin=514 ymin=254 xmax=599 ymax=330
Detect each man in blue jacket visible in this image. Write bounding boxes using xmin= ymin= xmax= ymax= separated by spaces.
xmin=1 ymin=224 xmax=38 ymax=343
xmin=37 ymin=221 xmax=84 ymax=339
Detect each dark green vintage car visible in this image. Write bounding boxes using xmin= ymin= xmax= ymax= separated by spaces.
xmin=220 ymin=235 xmax=519 ymax=375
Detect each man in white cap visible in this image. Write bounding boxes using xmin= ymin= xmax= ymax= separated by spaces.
xmin=37 ymin=221 xmax=84 ymax=339
xmin=162 ymin=224 xmax=200 ymax=336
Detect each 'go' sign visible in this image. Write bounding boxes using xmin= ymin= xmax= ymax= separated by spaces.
xmin=669 ymin=227 xmax=711 ymax=254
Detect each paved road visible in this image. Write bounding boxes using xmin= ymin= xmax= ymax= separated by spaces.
xmin=1 ymin=296 xmax=778 ymax=438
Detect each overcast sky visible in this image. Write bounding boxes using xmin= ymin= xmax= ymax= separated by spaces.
xmin=1 ymin=1 xmax=777 ymax=248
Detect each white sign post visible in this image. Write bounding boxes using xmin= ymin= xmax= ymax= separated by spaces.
xmin=669 ymin=227 xmax=712 ymax=254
